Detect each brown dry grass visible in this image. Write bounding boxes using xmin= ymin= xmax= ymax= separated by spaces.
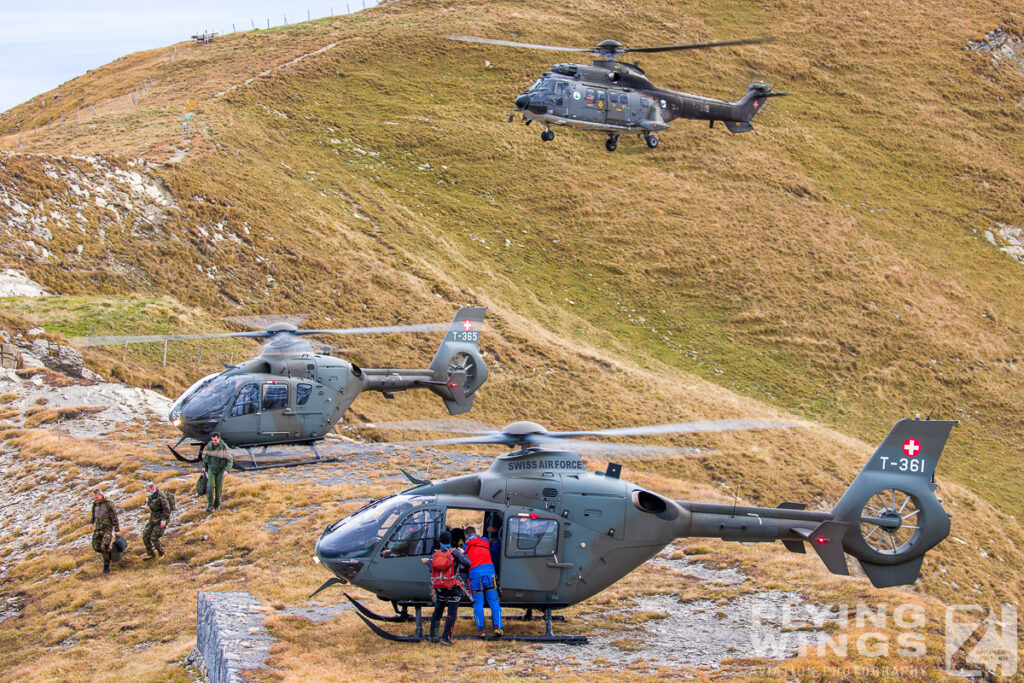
xmin=23 ymin=406 xmax=106 ymax=429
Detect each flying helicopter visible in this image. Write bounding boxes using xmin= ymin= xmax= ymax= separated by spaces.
xmin=312 ymin=416 xmax=956 ymax=643
xmin=447 ymin=34 xmax=789 ymax=151
xmin=77 ymin=307 xmax=488 ymax=469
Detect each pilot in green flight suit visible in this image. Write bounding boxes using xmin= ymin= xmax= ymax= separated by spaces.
xmin=203 ymin=432 xmax=233 ymax=511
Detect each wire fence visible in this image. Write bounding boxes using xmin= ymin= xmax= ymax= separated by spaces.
xmin=4 ymin=4 xmax=376 ymax=152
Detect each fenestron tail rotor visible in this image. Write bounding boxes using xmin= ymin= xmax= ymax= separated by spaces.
xmin=859 ymin=488 xmax=922 ymax=556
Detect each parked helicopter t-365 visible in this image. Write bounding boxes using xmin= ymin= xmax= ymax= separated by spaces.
xmin=312 ymin=417 xmax=956 ymax=643
xmin=448 ymin=34 xmax=789 ymax=150
xmin=77 ymin=307 xmax=488 ymax=468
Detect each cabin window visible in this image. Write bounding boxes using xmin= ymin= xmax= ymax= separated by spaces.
xmin=586 ymin=89 xmax=595 ymax=103
xmin=296 ymin=383 xmax=312 ymax=406
xmin=262 ymin=383 xmax=288 ymax=411
xmin=609 ymin=93 xmax=618 ymax=104
xmin=381 ymin=508 xmax=443 ymax=557
xmin=506 ymin=517 xmax=558 ymax=558
xmin=555 ymin=81 xmax=566 ymax=94
xmin=230 ymin=383 xmax=259 ymax=416
xmin=641 ymin=97 xmax=649 ymax=107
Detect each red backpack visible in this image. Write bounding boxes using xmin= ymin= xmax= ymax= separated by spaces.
xmin=430 ymin=548 xmax=459 ymax=589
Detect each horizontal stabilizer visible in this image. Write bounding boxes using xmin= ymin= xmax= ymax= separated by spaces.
xmin=795 ymin=521 xmax=850 ymax=575
xmin=781 ymin=540 xmax=806 ymax=554
xmin=777 ymin=502 xmax=807 ymax=510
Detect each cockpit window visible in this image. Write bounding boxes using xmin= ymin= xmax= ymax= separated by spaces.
xmin=230 ymin=383 xmax=259 ymax=416
xmin=296 ymin=383 xmax=312 ymax=406
xmin=318 ymin=495 xmax=436 ymax=559
xmin=381 ymin=509 xmax=443 ymax=557
xmin=180 ymin=375 xmax=245 ymax=420
xmin=528 ymin=79 xmax=542 ymax=92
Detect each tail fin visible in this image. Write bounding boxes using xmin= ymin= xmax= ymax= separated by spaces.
xmin=725 ymin=82 xmax=788 ymax=134
xmin=427 ymin=306 xmax=488 ymax=415
xmin=808 ymin=418 xmax=957 ymax=587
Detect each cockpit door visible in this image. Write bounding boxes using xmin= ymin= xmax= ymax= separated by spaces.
xmin=223 ymin=381 xmax=260 ymax=437
xmin=499 ymin=514 xmax=562 ymax=593
xmin=375 ymin=508 xmax=444 ymax=601
xmin=551 ymin=81 xmax=569 ymax=117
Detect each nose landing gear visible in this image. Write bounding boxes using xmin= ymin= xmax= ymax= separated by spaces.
xmin=541 ymin=125 xmax=554 ymax=142
xmin=605 ymin=133 xmax=619 ymax=152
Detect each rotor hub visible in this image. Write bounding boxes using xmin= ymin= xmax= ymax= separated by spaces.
xmin=500 ymin=421 xmax=549 ymax=438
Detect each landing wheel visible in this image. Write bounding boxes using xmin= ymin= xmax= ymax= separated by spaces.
xmin=541 ymin=129 xmax=554 ymax=142
xmin=605 ymin=135 xmax=618 ymax=152
xmin=645 ymin=134 xmax=659 ymax=149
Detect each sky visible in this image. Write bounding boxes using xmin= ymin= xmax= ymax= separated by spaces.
xmin=0 ymin=1 xmax=378 ymax=113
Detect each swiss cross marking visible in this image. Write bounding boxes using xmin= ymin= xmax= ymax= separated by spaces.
xmin=462 ymin=319 xmax=473 ymax=331
xmin=902 ymin=438 xmax=921 ymax=457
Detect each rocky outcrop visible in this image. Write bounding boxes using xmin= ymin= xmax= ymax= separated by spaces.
xmin=29 ymin=337 xmax=85 ymax=377
xmin=196 ymin=591 xmax=273 ymax=683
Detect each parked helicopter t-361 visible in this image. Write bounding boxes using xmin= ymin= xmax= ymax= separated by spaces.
xmin=447 ymin=34 xmax=789 ymax=150
xmin=77 ymin=307 xmax=488 ymax=468
xmin=312 ymin=417 xmax=956 ymax=643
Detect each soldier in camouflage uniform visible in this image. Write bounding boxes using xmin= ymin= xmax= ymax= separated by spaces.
xmin=203 ymin=432 xmax=233 ymax=512
xmin=90 ymin=488 xmax=120 ymax=574
xmin=141 ymin=482 xmax=170 ymax=560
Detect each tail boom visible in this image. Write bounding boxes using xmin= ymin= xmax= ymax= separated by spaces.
xmin=673 ymin=418 xmax=956 ymax=588
xmin=360 ymin=307 xmax=488 ymax=415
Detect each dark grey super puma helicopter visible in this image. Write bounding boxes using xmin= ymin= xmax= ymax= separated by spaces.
xmin=447 ymin=34 xmax=789 ymax=151
xmin=313 ymin=417 xmax=956 ymax=643
xmin=78 ymin=307 xmax=488 ymax=469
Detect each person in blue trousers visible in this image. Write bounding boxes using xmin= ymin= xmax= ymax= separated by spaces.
xmin=463 ymin=526 xmax=503 ymax=636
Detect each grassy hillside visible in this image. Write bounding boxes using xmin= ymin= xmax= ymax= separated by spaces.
xmin=1 ymin=0 xmax=1024 ymax=676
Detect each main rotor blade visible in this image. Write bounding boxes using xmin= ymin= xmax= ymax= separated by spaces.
xmin=548 ymin=418 xmax=796 ymax=439
xmin=446 ymin=34 xmax=591 ymax=52
xmin=71 ymin=331 xmax=269 ymax=346
xmin=527 ymin=434 xmax=706 ymax=456
xmin=398 ymin=433 xmax=513 ymax=447
xmin=222 ymin=314 xmax=311 ymax=329
xmin=347 ymin=419 xmax=496 ymax=434
xmin=294 ymin=322 xmax=449 ymax=336
xmin=625 ymin=37 xmax=774 ymax=53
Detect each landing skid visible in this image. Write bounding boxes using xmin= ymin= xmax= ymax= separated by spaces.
xmin=346 ymin=596 xmax=586 ymax=644
xmin=346 ymin=594 xmax=567 ymax=624
xmin=168 ymin=437 xmax=342 ymax=471
xmin=231 ymin=443 xmax=343 ymax=471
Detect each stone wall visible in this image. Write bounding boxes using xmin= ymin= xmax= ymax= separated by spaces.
xmin=196 ymin=591 xmax=273 ymax=683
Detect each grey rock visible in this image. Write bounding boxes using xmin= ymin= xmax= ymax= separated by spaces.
xmin=27 ymin=338 xmax=85 ymax=377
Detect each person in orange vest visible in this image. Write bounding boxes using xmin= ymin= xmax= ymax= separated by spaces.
xmin=422 ymin=530 xmax=469 ymax=645
xmin=464 ymin=526 xmax=503 ymax=636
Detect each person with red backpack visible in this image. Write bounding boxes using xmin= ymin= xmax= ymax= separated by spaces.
xmin=464 ymin=526 xmax=503 ymax=636
xmin=423 ymin=530 xmax=470 ymax=645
